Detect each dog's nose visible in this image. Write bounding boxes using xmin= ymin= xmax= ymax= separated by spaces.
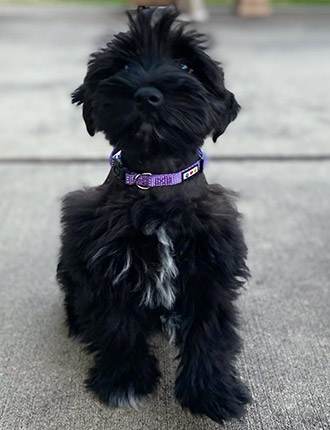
xmin=134 ymin=87 xmax=163 ymax=107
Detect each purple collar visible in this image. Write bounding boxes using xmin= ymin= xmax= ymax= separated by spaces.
xmin=110 ymin=149 xmax=204 ymax=190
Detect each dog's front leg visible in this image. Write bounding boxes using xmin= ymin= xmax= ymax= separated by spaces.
xmin=85 ymin=306 xmax=160 ymax=409
xmin=175 ymin=276 xmax=251 ymax=424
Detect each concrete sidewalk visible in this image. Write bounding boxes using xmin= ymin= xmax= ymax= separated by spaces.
xmin=1 ymin=4 xmax=330 ymax=159
xmin=1 ymin=162 xmax=329 ymax=430
xmin=0 ymin=4 xmax=329 ymax=430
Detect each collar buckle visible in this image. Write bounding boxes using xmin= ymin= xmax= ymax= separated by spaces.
xmin=133 ymin=173 xmax=152 ymax=190
xmin=112 ymin=154 xmax=127 ymax=182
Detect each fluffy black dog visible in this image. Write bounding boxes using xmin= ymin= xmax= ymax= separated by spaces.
xmin=57 ymin=7 xmax=251 ymax=424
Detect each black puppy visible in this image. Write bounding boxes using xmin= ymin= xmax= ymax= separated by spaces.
xmin=57 ymin=7 xmax=251 ymax=424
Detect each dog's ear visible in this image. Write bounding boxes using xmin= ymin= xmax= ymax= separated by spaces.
xmin=71 ymin=84 xmax=95 ymax=137
xmin=211 ymin=89 xmax=240 ymax=142
xmin=192 ymin=51 xmax=240 ymax=142
xmin=175 ymin=34 xmax=240 ymax=142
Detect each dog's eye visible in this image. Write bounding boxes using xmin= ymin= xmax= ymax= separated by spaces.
xmin=124 ymin=63 xmax=134 ymax=72
xmin=180 ymin=63 xmax=193 ymax=73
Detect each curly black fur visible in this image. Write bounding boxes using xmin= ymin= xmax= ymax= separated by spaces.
xmin=57 ymin=7 xmax=251 ymax=424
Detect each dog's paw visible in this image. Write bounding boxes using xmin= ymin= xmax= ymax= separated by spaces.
xmin=175 ymin=373 xmax=251 ymax=424
xmin=86 ymin=373 xmax=145 ymax=410
xmin=85 ymin=354 xmax=160 ymax=409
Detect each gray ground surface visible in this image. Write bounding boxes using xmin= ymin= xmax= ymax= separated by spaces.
xmin=0 ymin=4 xmax=330 ymax=430
xmin=1 ymin=162 xmax=330 ymax=430
xmin=1 ymin=4 xmax=330 ymax=159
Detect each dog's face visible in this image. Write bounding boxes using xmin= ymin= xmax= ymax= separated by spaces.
xmin=73 ymin=8 xmax=239 ymax=156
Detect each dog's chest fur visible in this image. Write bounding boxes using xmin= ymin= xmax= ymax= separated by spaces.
xmin=114 ymin=222 xmax=178 ymax=310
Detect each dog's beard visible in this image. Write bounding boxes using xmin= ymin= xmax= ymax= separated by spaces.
xmin=136 ymin=121 xmax=154 ymax=141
